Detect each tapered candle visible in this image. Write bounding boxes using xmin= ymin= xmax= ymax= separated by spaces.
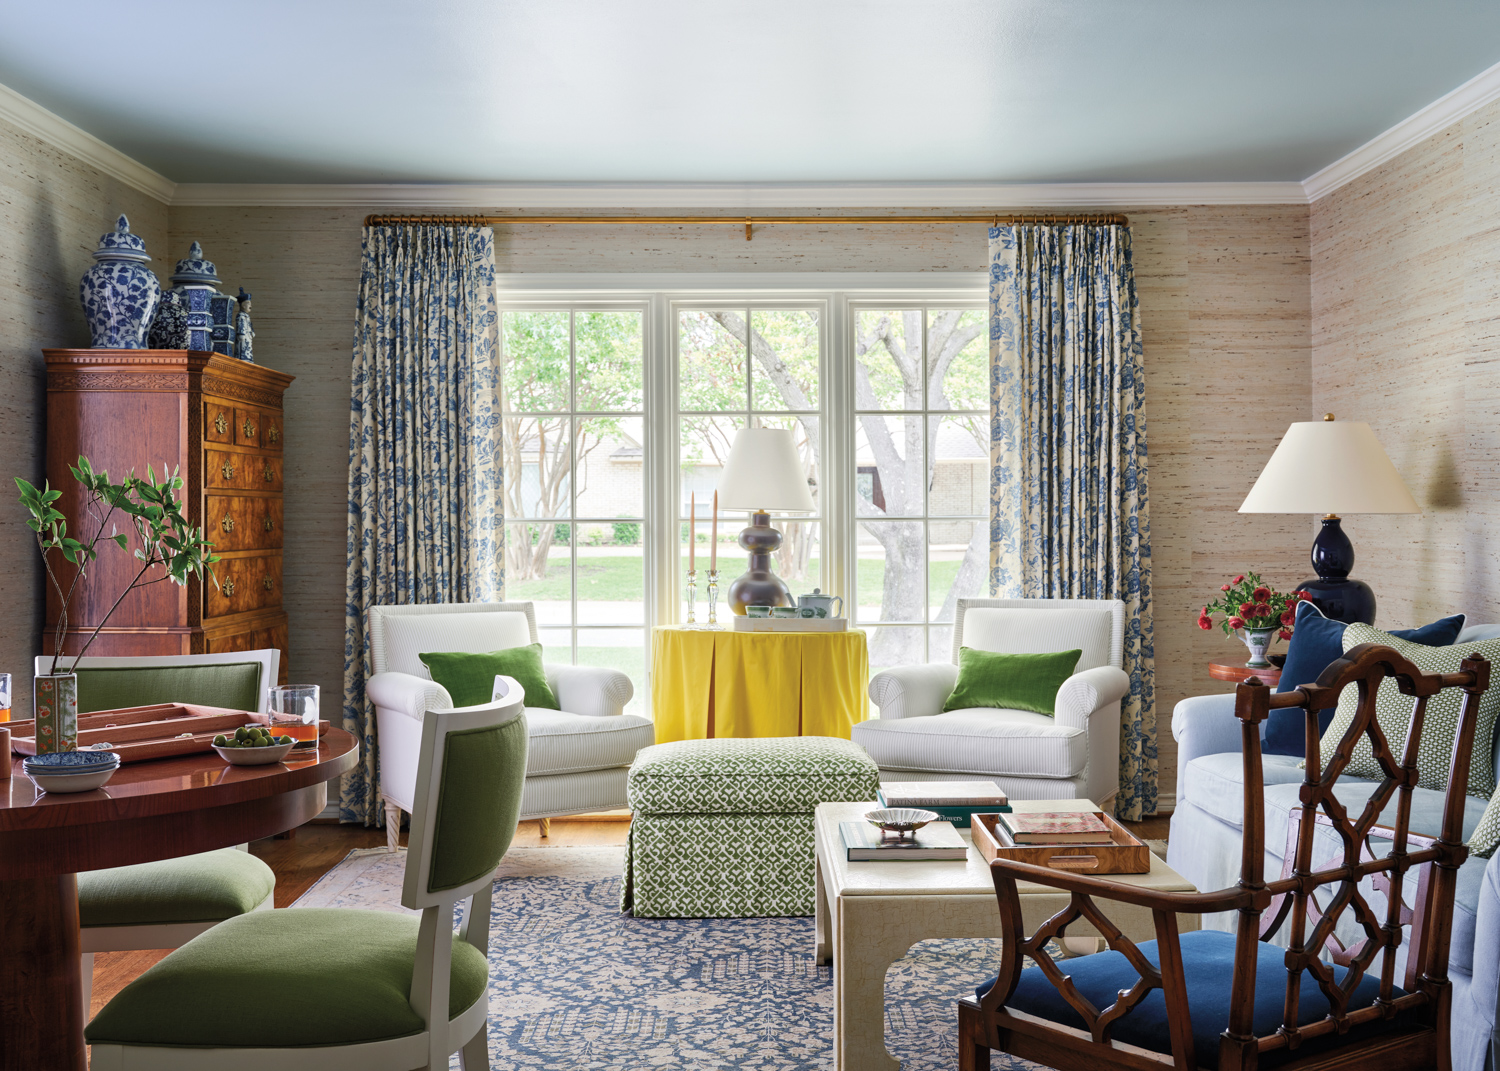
xmin=689 ymin=492 xmax=695 ymax=570
xmin=711 ymin=491 xmax=718 ymax=569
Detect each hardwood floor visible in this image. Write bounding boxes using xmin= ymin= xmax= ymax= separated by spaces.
xmin=87 ymin=810 xmax=1172 ymax=1021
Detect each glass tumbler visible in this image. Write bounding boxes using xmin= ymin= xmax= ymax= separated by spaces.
xmin=268 ymin=684 xmax=320 ymax=749
xmin=0 ymin=672 xmax=10 ymax=722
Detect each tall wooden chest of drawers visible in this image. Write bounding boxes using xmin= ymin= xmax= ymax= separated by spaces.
xmin=42 ymin=350 xmax=294 ymax=682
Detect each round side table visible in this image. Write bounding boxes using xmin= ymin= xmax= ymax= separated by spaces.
xmin=1207 ymin=661 xmax=1282 ymax=687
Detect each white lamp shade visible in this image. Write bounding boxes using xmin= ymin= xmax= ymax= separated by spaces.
xmin=716 ymin=427 xmax=816 ymax=513
xmin=1239 ymin=419 xmax=1419 ymax=515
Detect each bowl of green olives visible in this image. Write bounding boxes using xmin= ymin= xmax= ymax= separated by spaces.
xmin=212 ymin=725 xmax=296 ymax=765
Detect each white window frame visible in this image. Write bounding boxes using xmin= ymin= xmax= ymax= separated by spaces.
xmin=494 ymin=273 xmax=987 ymax=709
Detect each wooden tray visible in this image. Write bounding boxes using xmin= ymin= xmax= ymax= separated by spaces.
xmin=971 ymin=810 xmax=1150 ymax=874
xmin=8 ymin=703 xmax=329 ymax=763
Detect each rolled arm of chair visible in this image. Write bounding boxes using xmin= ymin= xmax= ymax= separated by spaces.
xmin=1171 ymin=692 xmax=1244 ymax=808
xmin=545 ymin=663 xmax=633 ymax=718
xmin=1053 ymin=666 xmax=1130 ymax=730
xmin=366 ymin=671 xmax=453 ymax=722
xmin=868 ymin=663 xmax=959 ymax=720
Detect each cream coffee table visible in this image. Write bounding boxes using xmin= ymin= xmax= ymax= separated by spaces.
xmin=814 ymin=799 xmax=1199 ymax=1071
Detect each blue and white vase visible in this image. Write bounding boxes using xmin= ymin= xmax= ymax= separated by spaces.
xmin=79 ymin=215 xmax=161 ymax=348
xmin=234 ymin=288 xmax=254 ymax=362
xmin=150 ymin=241 xmax=234 ymax=353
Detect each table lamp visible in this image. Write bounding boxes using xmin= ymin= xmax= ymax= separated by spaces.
xmin=1238 ymin=414 xmax=1419 ymax=624
xmin=716 ymin=427 xmax=816 ymax=614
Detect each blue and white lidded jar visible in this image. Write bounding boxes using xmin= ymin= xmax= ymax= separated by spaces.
xmin=79 ymin=215 xmax=161 ymax=348
xmin=150 ymin=241 xmax=235 ymax=353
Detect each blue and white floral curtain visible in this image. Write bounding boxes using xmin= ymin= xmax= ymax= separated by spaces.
xmin=341 ymin=225 xmax=503 ymax=824
xmin=989 ymin=223 xmax=1156 ymax=820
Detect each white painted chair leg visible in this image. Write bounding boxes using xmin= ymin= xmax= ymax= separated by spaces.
xmin=384 ymin=800 xmax=402 ymax=852
xmin=539 ymin=818 xmax=550 ymax=838
xmin=459 ymin=1023 xmax=490 ymax=1071
xmin=80 ymin=952 xmax=94 ymax=1018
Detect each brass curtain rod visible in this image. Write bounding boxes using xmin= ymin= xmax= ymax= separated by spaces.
xmin=362 ymin=211 xmax=1128 ymax=241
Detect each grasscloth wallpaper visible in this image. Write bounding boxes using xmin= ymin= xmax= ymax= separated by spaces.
xmin=166 ymin=204 xmax=1314 ymax=798
xmin=0 ymin=118 xmax=167 ymax=716
xmin=1313 ymin=96 xmax=1500 ymax=633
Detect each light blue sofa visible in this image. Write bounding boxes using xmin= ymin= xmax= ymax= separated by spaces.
xmin=1168 ymin=623 xmax=1500 ymax=1071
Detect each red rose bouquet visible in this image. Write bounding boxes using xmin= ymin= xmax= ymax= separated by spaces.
xmin=1196 ymin=571 xmax=1305 ymax=648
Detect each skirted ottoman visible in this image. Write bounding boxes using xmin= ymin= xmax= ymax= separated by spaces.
xmin=621 ymin=736 xmax=880 ymax=918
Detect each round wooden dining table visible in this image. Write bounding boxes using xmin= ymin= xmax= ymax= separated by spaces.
xmin=0 ymin=728 xmax=358 ymax=1070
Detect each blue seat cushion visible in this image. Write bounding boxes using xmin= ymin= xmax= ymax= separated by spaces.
xmin=976 ymin=929 xmax=1414 ymax=1070
xmin=1266 ymin=604 xmax=1465 ymax=756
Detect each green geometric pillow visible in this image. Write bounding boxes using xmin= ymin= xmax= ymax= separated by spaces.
xmin=1470 ymin=785 xmax=1500 ymax=859
xmin=1320 ymin=625 xmax=1500 ymax=800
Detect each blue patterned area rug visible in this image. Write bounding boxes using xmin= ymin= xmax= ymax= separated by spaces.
xmin=297 ymin=846 xmax=1052 ymax=1071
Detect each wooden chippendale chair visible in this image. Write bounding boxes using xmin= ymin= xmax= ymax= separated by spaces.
xmin=959 ymin=642 xmax=1490 ymax=1071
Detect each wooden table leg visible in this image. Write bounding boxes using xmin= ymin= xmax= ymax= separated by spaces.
xmin=0 ymin=873 xmax=85 ymax=1071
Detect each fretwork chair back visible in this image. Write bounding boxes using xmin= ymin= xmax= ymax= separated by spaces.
xmin=87 ymin=685 xmax=527 ymax=1071
xmin=959 ymin=642 xmax=1491 ymax=1071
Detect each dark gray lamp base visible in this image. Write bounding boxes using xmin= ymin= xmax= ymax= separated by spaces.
xmin=727 ymin=510 xmax=793 ymax=614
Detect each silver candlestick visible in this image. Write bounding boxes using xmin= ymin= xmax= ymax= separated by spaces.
xmin=706 ymin=568 xmax=720 ymax=628
xmin=685 ymin=568 xmax=698 ymax=626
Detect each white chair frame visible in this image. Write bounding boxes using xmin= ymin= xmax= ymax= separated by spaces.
xmin=52 ymin=650 xmax=281 ymax=1014
xmin=89 ymin=685 xmax=524 ymax=1071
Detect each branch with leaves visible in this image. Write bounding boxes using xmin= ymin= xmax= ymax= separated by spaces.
xmin=18 ymin=457 xmax=220 ymax=675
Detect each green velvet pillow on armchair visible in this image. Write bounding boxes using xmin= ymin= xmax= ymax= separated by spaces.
xmin=942 ymin=647 xmax=1083 ymax=716
xmin=419 ymin=644 xmax=559 ymax=710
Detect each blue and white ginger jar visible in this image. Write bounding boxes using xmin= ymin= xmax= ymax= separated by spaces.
xmin=150 ymin=241 xmax=236 ymax=353
xmin=79 ymin=215 xmax=161 ymax=348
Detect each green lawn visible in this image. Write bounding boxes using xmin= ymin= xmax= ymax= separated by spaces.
xmin=508 ymin=553 xmax=963 ymax=607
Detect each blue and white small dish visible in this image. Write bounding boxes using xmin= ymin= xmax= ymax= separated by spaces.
xmin=24 ymin=750 xmax=120 ymax=793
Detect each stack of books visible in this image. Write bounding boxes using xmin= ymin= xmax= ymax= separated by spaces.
xmin=840 ymin=820 xmax=969 ymax=862
xmin=875 ymin=781 xmax=1010 ymax=828
xmin=995 ymin=810 xmax=1113 ymax=845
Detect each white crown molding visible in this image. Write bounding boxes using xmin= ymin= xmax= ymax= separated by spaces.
xmin=0 ymin=82 xmax=175 ymax=204
xmin=170 ymin=180 xmax=1308 ymax=209
xmin=1303 ymin=58 xmax=1500 ymax=202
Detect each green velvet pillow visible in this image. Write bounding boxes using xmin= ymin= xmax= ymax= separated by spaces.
xmin=418 ymin=644 xmax=559 ymax=710
xmin=942 ymin=647 xmax=1083 ymax=716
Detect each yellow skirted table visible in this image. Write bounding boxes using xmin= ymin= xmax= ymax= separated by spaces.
xmin=651 ymin=625 xmax=869 ymax=743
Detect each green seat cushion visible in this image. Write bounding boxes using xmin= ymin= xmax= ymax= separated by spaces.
xmin=1320 ymin=625 xmax=1500 ymax=800
xmin=942 ymin=646 xmax=1082 ymax=715
xmin=76 ymin=662 xmax=264 ymax=714
xmin=79 ymin=848 xmax=276 ymax=928
xmin=419 ymin=644 xmax=559 ymax=710
xmin=85 ymin=908 xmax=489 ymax=1048
xmin=627 ymin=737 xmax=880 ymax=815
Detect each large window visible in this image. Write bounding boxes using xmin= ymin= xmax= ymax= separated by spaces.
xmin=494 ymin=280 xmax=987 ymax=717
xmin=850 ymin=306 xmax=989 ymax=672
xmin=499 ymin=306 xmax=648 ymax=715
xmin=675 ymin=306 xmax=823 ymax=614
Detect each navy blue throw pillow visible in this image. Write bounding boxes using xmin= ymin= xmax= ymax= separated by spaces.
xmin=1263 ymin=602 xmax=1466 ymax=756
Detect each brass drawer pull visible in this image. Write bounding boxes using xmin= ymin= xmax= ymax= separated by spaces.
xmin=262 ymin=577 xmax=274 ymax=591
xmin=221 ymin=516 xmax=234 ymax=533
xmin=221 ymin=461 xmax=235 ymax=480
xmin=214 ymin=412 xmax=228 ymax=435
xmin=268 ymin=425 xmax=280 ymax=444
xmin=263 ymin=465 xmax=275 ymax=482
xmin=264 ymin=517 xmax=275 ymax=532
xmin=242 ymin=419 xmax=257 ymax=439
xmin=223 ymin=580 xmax=236 ymax=597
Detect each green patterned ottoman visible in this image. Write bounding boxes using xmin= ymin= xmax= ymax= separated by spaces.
xmin=621 ymin=737 xmax=880 ymax=918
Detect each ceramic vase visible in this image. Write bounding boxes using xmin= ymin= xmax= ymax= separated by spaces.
xmin=79 ymin=216 xmax=161 ymax=348
xmin=33 ymin=673 xmax=78 ymax=754
xmin=1241 ymin=626 xmax=1278 ymax=669
xmin=151 ymin=242 xmax=235 ymax=353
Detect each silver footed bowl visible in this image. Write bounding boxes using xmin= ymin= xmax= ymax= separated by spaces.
xmin=864 ymin=807 xmax=940 ymax=834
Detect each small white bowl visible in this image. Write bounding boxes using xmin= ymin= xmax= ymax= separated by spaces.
xmin=864 ymin=807 xmax=941 ymax=834
xmin=213 ymin=741 xmax=295 ymax=766
xmin=27 ymin=766 xmax=117 ymax=793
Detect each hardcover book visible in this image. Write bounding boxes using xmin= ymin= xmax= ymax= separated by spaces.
xmin=998 ymin=811 xmax=1113 ymax=845
xmin=877 ymin=780 xmax=1008 ymax=807
xmin=840 ymin=820 xmax=969 ymax=862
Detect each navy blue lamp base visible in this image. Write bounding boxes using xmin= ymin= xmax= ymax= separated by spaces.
xmin=1296 ymin=516 xmax=1376 ymax=625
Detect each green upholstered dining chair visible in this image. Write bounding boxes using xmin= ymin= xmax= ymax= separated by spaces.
xmin=37 ymin=651 xmax=282 ymax=1012
xmin=86 ymin=686 xmax=528 ymax=1071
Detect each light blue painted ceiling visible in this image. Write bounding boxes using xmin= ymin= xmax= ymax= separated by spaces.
xmin=2 ymin=1 xmax=1499 ymax=185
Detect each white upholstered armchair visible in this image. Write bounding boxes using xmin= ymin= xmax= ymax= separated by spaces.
xmin=365 ymin=602 xmax=654 ymax=849
xmin=851 ymin=598 xmax=1129 ymax=806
